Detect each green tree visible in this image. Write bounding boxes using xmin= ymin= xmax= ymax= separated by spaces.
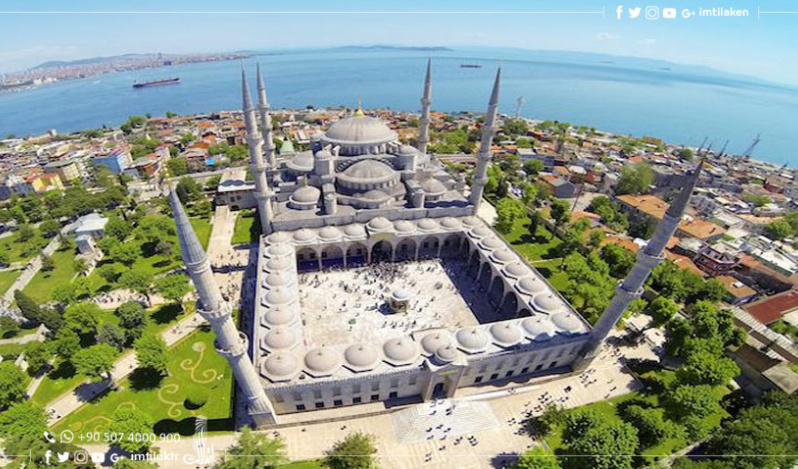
xmin=54 ymin=328 xmax=81 ymax=360
xmin=63 ymin=301 xmax=101 ymax=335
xmin=561 ymin=410 xmax=639 ymax=469
xmin=115 ymin=301 xmax=148 ymax=342
xmin=97 ymin=263 xmax=122 ymax=284
xmin=523 ymin=159 xmax=544 ymax=176
xmin=51 ymin=284 xmax=78 ymax=305
xmin=205 ymin=175 xmax=222 ymax=192
xmin=646 ymin=296 xmax=679 ymax=326
xmin=24 ymin=342 xmax=51 ymax=374
xmin=0 ymin=362 xmax=26 ymax=409
xmin=588 ymin=230 xmax=605 ymax=250
xmin=96 ymin=323 xmax=126 ymax=351
xmin=215 ymin=427 xmax=288 ymax=469
xmin=72 ymin=256 xmax=89 ymax=276
xmin=599 ymin=244 xmax=635 ymax=278
xmin=0 ymin=401 xmax=48 ymax=455
xmin=765 ymin=219 xmax=793 ymax=241
xmin=676 ymin=350 xmax=740 ymax=387
xmin=512 ymin=447 xmax=561 ymax=469
xmin=616 ymin=162 xmax=654 ymax=195
xmin=323 ymin=432 xmax=378 ymax=469
xmin=39 ymin=219 xmax=61 ymax=238
xmin=674 ymin=147 xmax=694 ymax=161
xmin=175 ymin=176 xmax=203 ymax=204
xmin=118 ymin=270 xmax=153 ymax=303
xmin=527 ymin=210 xmax=543 ymax=240
xmin=108 ymin=407 xmax=155 ymax=453
xmin=16 ymin=224 xmax=35 ymax=242
xmin=664 ymin=385 xmax=724 ymax=440
xmin=0 ymin=250 xmax=9 ymax=266
xmin=73 ymin=343 xmax=117 ymax=380
xmin=550 ymin=199 xmax=571 ymax=228
xmin=40 ymin=254 xmax=55 ymax=272
xmin=495 ymin=197 xmax=525 ymax=234
xmin=155 ymin=274 xmax=191 ymax=308
xmin=621 ymin=405 xmax=682 ymax=448
xmin=225 ymin=144 xmax=249 ymax=162
xmin=110 ymin=242 xmax=140 ymax=266
xmin=106 ymin=216 xmax=132 ymax=241
xmin=166 ymin=158 xmax=189 ymax=177
xmin=503 ymin=118 xmax=529 ymax=135
xmin=0 ymin=316 xmax=20 ymax=337
xmin=134 ymin=333 xmax=168 ymax=375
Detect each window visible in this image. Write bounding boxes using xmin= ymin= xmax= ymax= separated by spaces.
xmin=409 ymin=375 xmax=417 ymax=386
xmin=333 ymin=387 xmax=341 ymax=397
xmin=333 ymin=399 xmax=343 ymax=407
xmin=390 ymin=378 xmax=399 ymax=389
xmin=322 ymin=251 xmax=328 ymax=258
xmin=505 ymin=370 xmax=514 ymax=378
xmin=371 ymin=382 xmax=379 ymax=391
xmin=296 ymin=404 xmax=306 ymax=411
xmin=371 ymin=394 xmax=379 ymax=401
xmin=352 ymin=383 xmax=361 ymax=393
xmin=549 ymin=361 xmax=558 ymax=368
xmin=474 ymin=376 xmax=483 ymax=383
xmin=313 ymin=390 xmax=322 ymax=399
xmin=534 ymin=364 xmax=543 ymax=371
xmin=389 ymin=391 xmax=398 ymax=398
xmin=521 ymin=367 xmax=529 ymax=375
xmin=315 ymin=402 xmax=324 ymax=409
xmin=490 ymin=373 xmax=499 ymax=381
xmin=353 ymin=396 xmax=362 ymax=404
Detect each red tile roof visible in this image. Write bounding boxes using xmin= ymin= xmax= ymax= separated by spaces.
xmin=744 ymin=289 xmax=798 ymax=325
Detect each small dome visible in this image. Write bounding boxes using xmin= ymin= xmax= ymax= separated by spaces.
xmin=421 ymin=332 xmax=451 ymax=355
xmin=323 ymin=115 xmax=397 ymax=145
xmin=417 ymin=218 xmax=440 ymax=232
xmin=420 ymin=179 xmax=447 ymax=196
xmin=287 ymin=152 xmax=314 ymax=172
xmin=267 ymin=232 xmax=291 ymax=244
xmin=490 ymin=322 xmax=523 ymax=346
xmin=398 ymin=144 xmax=419 ymax=156
xmin=503 ymin=262 xmax=529 ymax=279
xmin=479 ymin=237 xmax=504 ymax=251
xmin=315 ymin=149 xmax=333 ymax=159
xmin=265 ymin=256 xmax=293 ymax=272
xmin=462 ymin=216 xmax=481 ymax=227
xmin=304 ymin=347 xmax=341 ymax=376
xmin=382 ymin=337 xmax=419 ymax=365
xmin=491 ymin=249 xmax=516 ymax=264
xmin=291 ymin=185 xmax=320 ymax=204
xmin=265 ymin=243 xmax=292 ymax=258
xmin=318 ymin=226 xmax=342 ymax=241
xmin=262 ymin=327 xmax=296 ymax=350
xmin=342 ymin=160 xmax=396 ymax=181
xmin=263 ymin=306 xmax=295 ymax=326
xmin=367 ymin=217 xmax=392 ymax=232
xmin=392 ymin=288 xmax=411 ymax=301
xmin=264 ymin=272 xmax=292 ymax=288
xmin=293 ymin=228 xmax=317 ymax=243
xmin=516 ymin=276 xmax=547 ymax=295
xmin=393 ymin=220 xmax=415 ymax=233
xmin=456 ymin=327 xmax=489 ymax=353
xmin=264 ymin=288 xmax=293 ymax=305
xmin=440 ymin=217 xmax=462 ymax=229
xmin=435 ymin=345 xmax=459 ymax=363
xmin=344 ymin=224 xmax=366 ymax=238
xmin=551 ymin=312 xmax=585 ymax=335
xmin=362 ymin=189 xmax=389 ymax=201
xmin=521 ymin=318 xmax=556 ymax=341
xmin=344 ymin=343 xmax=381 ymax=371
xmin=262 ymin=351 xmax=299 ymax=379
xmin=470 ymin=225 xmax=492 ymax=238
xmin=532 ymin=294 xmax=565 ymax=314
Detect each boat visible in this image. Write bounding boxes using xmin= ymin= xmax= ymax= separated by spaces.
xmin=460 ymin=64 xmax=482 ymax=68
xmin=132 ymin=77 xmax=180 ymax=88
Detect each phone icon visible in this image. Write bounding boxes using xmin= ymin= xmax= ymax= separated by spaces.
xmin=43 ymin=431 xmax=56 ymax=443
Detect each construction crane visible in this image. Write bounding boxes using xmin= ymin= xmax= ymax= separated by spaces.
xmin=742 ymin=134 xmax=761 ymax=160
xmin=514 ymin=95 xmax=525 ymax=119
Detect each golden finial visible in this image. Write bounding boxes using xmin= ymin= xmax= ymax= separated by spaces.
xmin=354 ymin=97 xmax=364 ymax=117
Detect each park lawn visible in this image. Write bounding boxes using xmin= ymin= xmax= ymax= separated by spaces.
xmin=0 ymin=230 xmax=46 ymax=264
xmin=31 ymin=303 xmax=192 ymax=406
xmin=0 ymin=322 xmax=39 ymax=340
xmin=53 ymin=326 xmax=234 ymax=436
xmin=502 ymin=216 xmax=562 ymax=262
xmin=190 ymin=217 xmax=212 ymax=250
xmin=0 ymin=269 xmax=21 ymax=296
xmin=232 ymin=209 xmax=261 ymax=245
xmin=23 ymin=247 xmax=77 ymax=303
xmin=279 ymin=461 xmax=324 ymax=469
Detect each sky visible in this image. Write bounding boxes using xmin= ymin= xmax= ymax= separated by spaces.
xmin=1 ymin=0 xmax=797 ymax=84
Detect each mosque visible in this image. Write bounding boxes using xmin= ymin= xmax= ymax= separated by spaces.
xmin=170 ymin=60 xmax=705 ymax=426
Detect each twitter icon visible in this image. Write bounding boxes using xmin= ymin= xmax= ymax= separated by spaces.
xmin=56 ymin=452 xmax=69 ymax=463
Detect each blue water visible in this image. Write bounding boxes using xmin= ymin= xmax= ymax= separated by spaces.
xmin=0 ymin=47 xmax=796 ymax=165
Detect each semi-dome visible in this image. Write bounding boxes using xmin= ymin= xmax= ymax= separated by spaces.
xmin=479 ymin=237 xmax=504 ymax=251
xmin=265 ymin=243 xmax=292 ymax=258
xmin=470 ymin=226 xmax=492 ymax=239
xmin=267 ymin=232 xmax=291 ymax=244
xmin=440 ymin=217 xmax=462 ymax=230
xmin=393 ymin=220 xmax=415 ymax=233
xmin=397 ymin=144 xmax=419 ymax=156
xmin=361 ymin=189 xmax=390 ymax=201
xmin=264 ymin=288 xmax=293 ymax=305
xmin=323 ymin=115 xmax=397 ymax=145
xmin=286 ymin=152 xmax=314 ymax=172
xmin=521 ymin=318 xmax=556 ymax=341
xmin=462 ymin=216 xmax=481 ymax=227
xmin=551 ymin=312 xmax=585 ymax=335
xmin=491 ymin=249 xmax=516 ymax=264
xmin=490 ymin=322 xmax=523 ymax=346
xmin=263 ymin=306 xmax=296 ymax=326
xmin=304 ymin=347 xmax=341 ymax=376
xmin=344 ymin=343 xmax=381 ymax=371
xmin=532 ymin=294 xmax=566 ymax=314
xmin=367 ymin=217 xmax=392 ymax=232
xmin=262 ymin=351 xmax=299 ymax=380
xmin=503 ymin=262 xmax=529 ymax=279
xmin=344 ymin=224 xmax=366 ymax=238
xmin=340 ymin=160 xmax=396 ymax=183
xmin=262 ymin=327 xmax=297 ymax=350
xmin=265 ymin=257 xmax=293 ymax=272
xmin=420 ymin=178 xmax=447 ymax=196
xmin=382 ymin=337 xmax=419 ymax=365
xmin=293 ymin=228 xmax=317 ymax=243
xmin=456 ymin=327 xmax=489 ymax=353
xmin=417 ymin=218 xmax=440 ymax=232
xmin=290 ymin=185 xmax=320 ymax=204
xmin=516 ymin=276 xmax=547 ymax=295
xmin=264 ymin=272 xmax=292 ymax=288
xmin=318 ymin=226 xmax=342 ymax=241
xmin=435 ymin=344 xmax=459 ymax=363
xmin=421 ymin=332 xmax=451 ymax=355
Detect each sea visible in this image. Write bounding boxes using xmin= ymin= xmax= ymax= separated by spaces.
xmin=0 ymin=47 xmax=796 ymax=166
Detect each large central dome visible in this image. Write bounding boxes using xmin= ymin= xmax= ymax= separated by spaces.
xmin=322 ymin=114 xmax=397 ymax=146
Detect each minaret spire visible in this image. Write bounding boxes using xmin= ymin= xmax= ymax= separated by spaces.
xmin=169 ymin=189 xmax=276 ymax=425
xmin=242 ymin=67 xmax=274 ymax=234
xmin=256 ymin=63 xmax=276 ymax=167
xmin=574 ymin=157 xmax=707 ymax=369
xmin=417 ymin=58 xmax=432 ymax=154
xmin=469 ymin=67 xmax=501 ymax=209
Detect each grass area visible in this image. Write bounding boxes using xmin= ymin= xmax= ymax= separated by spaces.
xmin=0 ymin=323 xmax=38 ymax=340
xmin=31 ymin=303 xmax=191 ymax=406
xmin=190 ymin=217 xmax=212 ymax=250
xmin=770 ymin=319 xmax=798 ymax=343
xmin=502 ymin=215 xmax=563 ymax=262
xmin=53 ymin=325 xmax=234 ymax=436
xmin=23 ymin=246 xmax=77 ymax=303
xmin=0 ymin=269 xmax=21 ymax=296
xmin=279 ymin=461 xmax=324 ymax=469
xmin=0 ymin=342 xmax=31 ymax=360
xmin=232 ymin=209 xmax=261 ymax=245
xmin=0 ymin=230 xmax=46 ymax=265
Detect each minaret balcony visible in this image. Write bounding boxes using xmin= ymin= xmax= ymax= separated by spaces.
xmin=199 ymin=302 xmax=233 ymax=324
xmin=215 ymin=332 xmax=249 ymax=359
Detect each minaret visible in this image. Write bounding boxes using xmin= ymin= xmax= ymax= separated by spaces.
xmin=573 ymin=158 xmax=707 ymax=370
xmin=242 ymin=68 xmax=274 ymax=234
xmin=417 ymin=59 xmax=432 ymax=154
xmin=256 ymin=63 xmax=277 ymax=167
xmin=469 ymin=68 xmax=501 ymax=209
xmin=169 ymin=189 xmax=276 ymax=426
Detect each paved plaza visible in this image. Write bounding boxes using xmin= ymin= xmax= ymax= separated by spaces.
xmin=299 ymin=259 xmax=504 ymax=347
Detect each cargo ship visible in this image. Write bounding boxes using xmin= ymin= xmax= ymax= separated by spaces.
xmin=132 ymin=77 xmax=180 ymax=88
